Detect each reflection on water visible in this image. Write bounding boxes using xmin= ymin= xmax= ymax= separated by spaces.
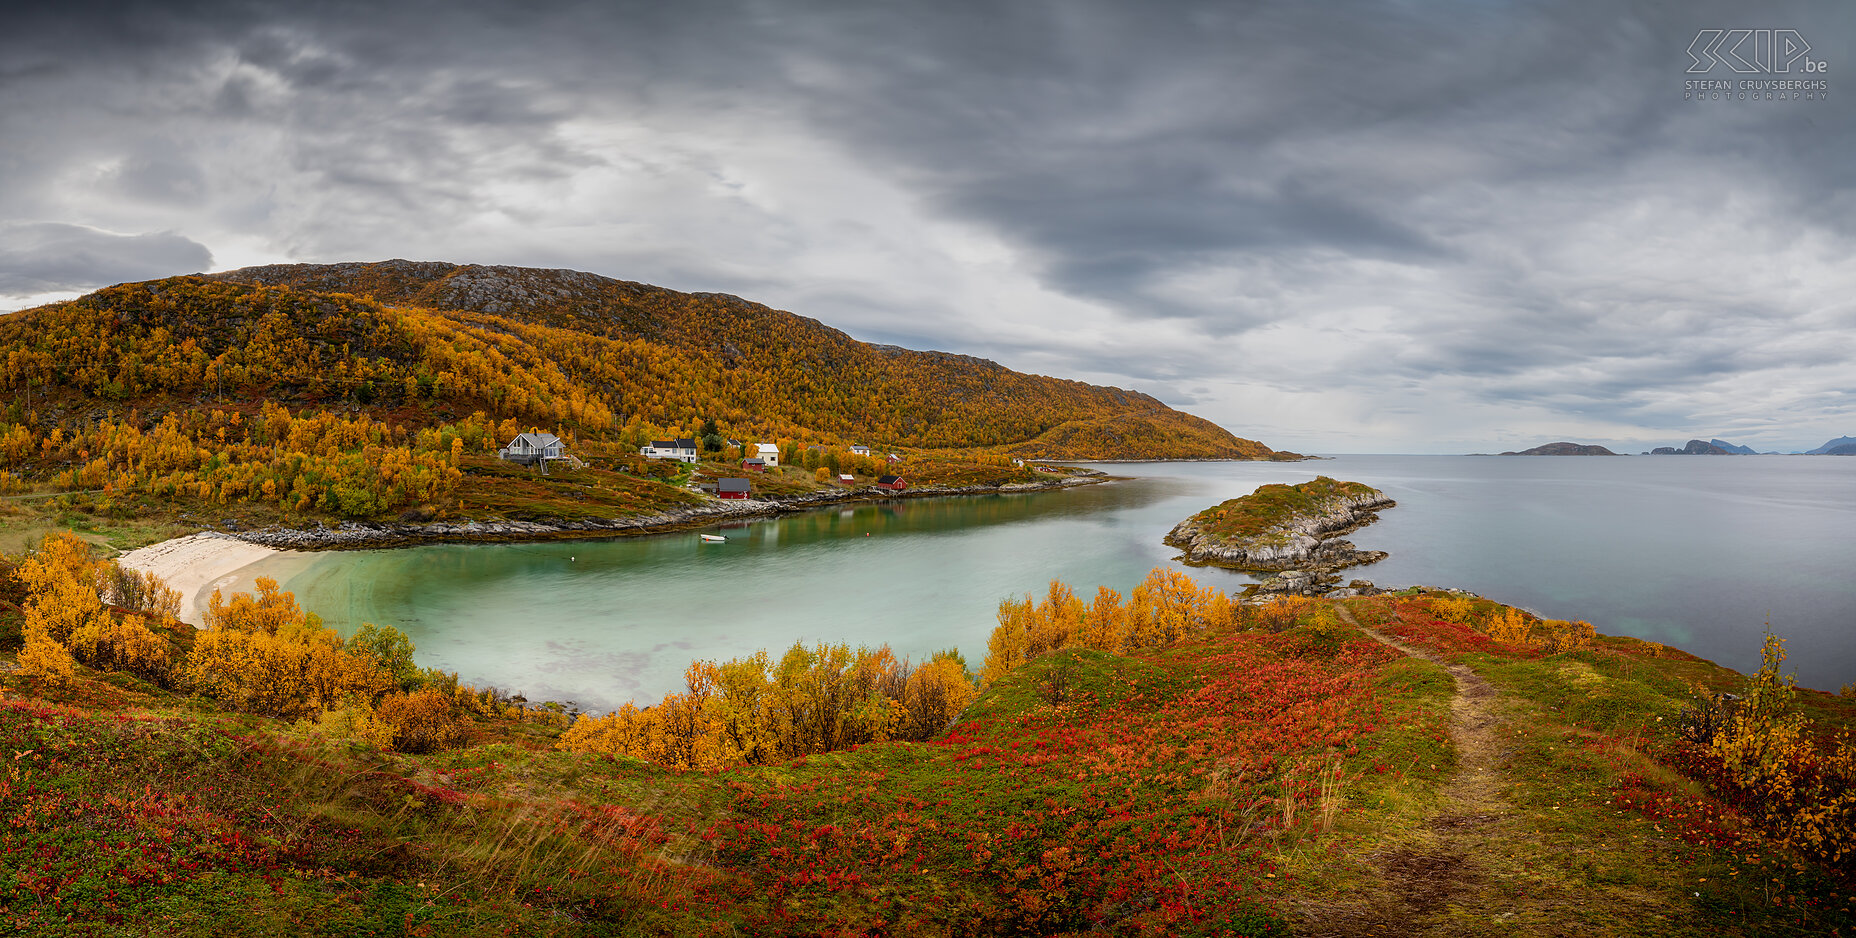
xmin=255 ymin=456 xmax=1856 ymax=710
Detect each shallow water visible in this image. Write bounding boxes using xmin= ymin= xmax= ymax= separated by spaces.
xmin=252 ymin=456 xmax=1856 ymax=710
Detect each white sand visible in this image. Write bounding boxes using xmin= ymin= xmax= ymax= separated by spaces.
xmin=116 ymin=534 xmax=289 ymax=627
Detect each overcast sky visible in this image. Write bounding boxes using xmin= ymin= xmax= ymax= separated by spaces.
xmin=2 ymin=0 xmax=1850 ymax=453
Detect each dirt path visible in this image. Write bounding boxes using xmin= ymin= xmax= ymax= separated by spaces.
xmin=1302 ymin=605 xmax=1523 ymax=935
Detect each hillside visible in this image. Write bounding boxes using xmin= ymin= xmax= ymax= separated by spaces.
xmin=1 ymin=549 xmax=1851 ymax=936
xmin=0 ymin=262 xmax=1283 ymax=530
xmin=199 ymin=260 xmax=1270 ymax=456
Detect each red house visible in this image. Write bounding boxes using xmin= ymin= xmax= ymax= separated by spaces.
xmin=717 ymin=478 xmax=752 ymax=499
xmin=875 ymin=475 xmax=907 ymax=491
xmin=837 ymin=473 xmax=856 ymax=485
xmin=742 ymin=458 xmax=767 ymax=472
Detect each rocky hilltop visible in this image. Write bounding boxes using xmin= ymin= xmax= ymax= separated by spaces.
xmin=1164 ymin=477 xmax=1394 ymax=595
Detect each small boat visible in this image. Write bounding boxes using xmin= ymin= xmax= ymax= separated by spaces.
xmin=700 ymin=534 xmax=727 ymax=543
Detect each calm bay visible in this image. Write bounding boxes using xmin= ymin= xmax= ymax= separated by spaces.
xmin=255 ymin=455 xmax=1856 ymax=712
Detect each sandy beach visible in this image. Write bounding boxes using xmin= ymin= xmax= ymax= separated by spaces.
xmin=116 ymin=534 xmax=295 ymax=627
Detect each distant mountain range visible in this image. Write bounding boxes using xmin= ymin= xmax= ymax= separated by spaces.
xmin=1648 ymin=436 xmax=1854 ymax=455
xmin=1484 ymin=436 xmax=1852 ymax=457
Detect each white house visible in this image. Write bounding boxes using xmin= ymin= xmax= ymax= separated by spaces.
xmin=849 ymin=445 xmax=871 ymax=457
xmin=752 ymin=443 xmax=780 ymax=467
xmin=499 ymin=432 xmax=566 ymax=466
xmin=641 ymin=438 xmax=699 ymax=463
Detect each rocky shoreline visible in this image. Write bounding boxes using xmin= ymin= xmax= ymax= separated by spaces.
xmin=224 ymin=474 xmax=1109 ymax=551
xmin=1163 ymin=485 xmax=1396 ymax=598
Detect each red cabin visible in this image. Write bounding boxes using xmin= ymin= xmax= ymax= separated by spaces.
xmin=717 ymin=478 xmax=752 ymax=499
xmin=875 ymin=475 xmax=907 ymax=491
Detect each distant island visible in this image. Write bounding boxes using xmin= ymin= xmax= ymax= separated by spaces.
xmin=1497 ymin=442 xmax=1618 ymax=456
xmin=1164 ymin=476 xmax=1394 ymax=596
xmin=1492 ymin=434 xmax=1856 ymax=456
xmin=1648 ymin=439 xmax=1742 ymax=455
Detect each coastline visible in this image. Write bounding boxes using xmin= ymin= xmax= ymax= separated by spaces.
xmin=116 ymin=533 xmax=297 ymax=627
xmin=218 ymin=474 xmax=1111 ymax=551
xmin=114 ymin=475 xmax=1111 ymax=617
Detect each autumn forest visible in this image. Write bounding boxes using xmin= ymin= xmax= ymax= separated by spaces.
xmin=0 ymin=261 xmax=1284 ymax=523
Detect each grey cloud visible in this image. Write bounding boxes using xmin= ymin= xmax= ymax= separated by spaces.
xmin=0 ymin=0 xmax=1851 ymax=448
xmin=0 ymin=223 xmax=214 ymax=296
xmin=106 ymin=151 xmax=209 ymax=204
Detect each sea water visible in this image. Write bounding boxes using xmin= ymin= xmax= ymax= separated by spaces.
xmin=255 ymin=456 xmax=1855 ymax=711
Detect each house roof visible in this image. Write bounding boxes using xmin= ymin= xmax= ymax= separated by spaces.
xmin=743 ymin=458 xmax=766 ymax=466
xmin=754 ymin=443 xmax=779 ymax=455
xmin=649 ymin=438 xmax=698 ymax=450
xmin=878 ymin=475 xmax=903 ymax=484
xmin=718 ymin=478 xmax=751 ymax=493
xmin=511 ymin=432 xmax=561 ymax=448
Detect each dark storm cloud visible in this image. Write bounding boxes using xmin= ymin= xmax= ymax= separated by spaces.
xmin=0 ymin=0 xmax=1850 ymax=448
xmin=0 ymin=223 xmax=214 ymax=295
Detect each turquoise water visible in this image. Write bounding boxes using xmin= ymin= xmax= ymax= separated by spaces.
xmin=264 ymin=456 xmax=1856 ymax=710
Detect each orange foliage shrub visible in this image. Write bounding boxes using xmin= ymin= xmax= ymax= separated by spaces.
xmin=17 ymin=620 xmax=77 ymax=688
xmin=1252 ymin=595 xmax=1319 ymax=633
xmin=1429 ymin=595 xmax=1593 ymax=654
xmin=1486 ymin=607 xmax=1533 ymax=646
xmin=1431 ymin=595 xmax=1475 ymax=624
xmin=902 ymin=656 xmax=980 ymax=740
xmin=206 ymin=577 xmax=320 ymax=637
xmin=983 ymin=568 xmax=1253 ymax=684
xmin=1676 ymin=632 xmax=1856 ymax=865
xmin=375 ymin=689 xmax=468 ymax=753
xmin=560 ymin=644 xmax=974 ymax=770
xmin=185 ymin=578 xmax=394 ymax=719
xmin=15 ymin=532 xmax=176 ymax=684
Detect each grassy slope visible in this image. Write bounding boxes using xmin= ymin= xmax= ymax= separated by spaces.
xmin=3 ymin=591 xmax=1851 ymax=936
